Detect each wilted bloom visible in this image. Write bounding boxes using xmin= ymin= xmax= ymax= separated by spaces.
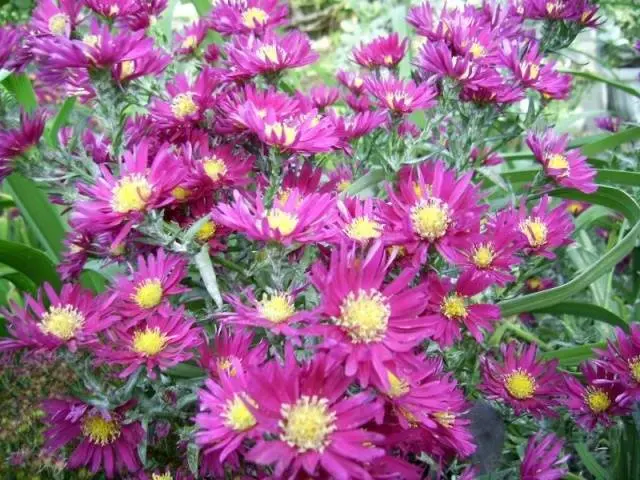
xmin=31 ymin=0 xmax=81 ymax=37
xmin=214 ymin=189 xmax=337 ymax=245
xmin=527 ymin=129 xmax=597 ymax=193
xmin=564 ymin=363 xmax=628 ymax=429
xmin=195 ymin=360 xmax=259 ymax=464
xmin=197 ymin=328 xmax=267 ymax=378
xmin=245 ymin=350 xmax=385 ymax=478
xmin=310 ymin=242 xmax=428 ymax=387
xmin=595 ymin=116 xmax=622 ymax=132
xmin=98 ymin=305 xmax=202 ymax=378
xmin=525 ymin=276 xmax=555 ymax=292
xmin=0 ymin=110 xmax=46 ymax=182
xmin=336 ymin=69 xmax=367 ymax=94
xmin=520 ymin=433 xmax=569 ymax=480
xmin=422 ymin=272 xmax=500 ymax=347
xmin=309 ymin=85 xmax=340 ymax=109
xmin=515 ymin=195 xmax=574 ymax=259
xmin=174 ymin=20 xmax=208 ymax=55
xmin=114 ymin=249 xmax=188 ymax=323
xmin=42 ymin=399 xmax=143 ymax=478
xmin=72 ymin=141 xmax=183 ymax=245
xmin=383 ymin=161 xmax=486 ymax=265
xmin=471 ymin=145 xmax=504 ymax=166
xmin=366 ymin=75 xmax=438 ymax=115
xmin=353 ymin=33 xmax=408 ymax=69
xmin=220 ymin=289 xmax=313 ymax=335
xmin=334 ymin=197 xmax=385 ymax=244
xmin=596 ymin=324 xmax=640 ymax=405
xmin=480 ymin=342 xmax=563 ymax=417
xmin=226 ymin=30 xmax=318 ymax=79
xmin=0 ymin=283 xmax=117 ymax=355
xmin=398 ymin=120 xmax=421 ymax=138
xmin=210 ymin=0 xmax=288 ymax=36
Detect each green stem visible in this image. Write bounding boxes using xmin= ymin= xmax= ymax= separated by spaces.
xmin=504 ymin=323 xmax=551 ymax=350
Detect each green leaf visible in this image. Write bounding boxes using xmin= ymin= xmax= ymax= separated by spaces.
xmin=0 ymin=271 xmax=37 ymax=295
xmin=79 ymin=270 xmax=108 ymax=294
xmin=46 ymin=97 xmax=76 ymax=147
xmin=5 ymin=173 xmax=66 ymax=261
xmin=499 ymin=186 xmax=640 ymax=316
xmin=540 ymin=342 xmax=605 ymax=366
xmin=563 ymin=69 xmax=640 ymax=99
xmin=345 ymin=168 xmax=386 ymax=196
xmin=194 ymin=245 xmax=223 ymax=308
xmin=0 ymin=240 xmax=60 ymax=289
xmin=167 ymin=362 xmax=206 ymax=379
xmin=532 ymin=302 xmax=628 ymax=331
xmin=1 ymin=74 xmax=37 ymax=112
xmin=575 ymin=443 xmax=608 ymax=480
xmin=191 ymin=0 xmax=211 ymax=16
xmin=580 ymin=127 xmax=640 ymax=157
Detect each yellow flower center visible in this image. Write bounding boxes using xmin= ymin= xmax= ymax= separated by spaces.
xmin=387 ymin=371 xmax=409 ymax=398
xmin=196 ymin=219 xmax=217 ymax=242
xmin=629 ymin=356 xmax=640 ymax=383
xmin=132 ymin=327 xmax=168 ymax=356
xmin=82 ymin=415 xmax=121 ymax=445
xmin=280 ymin=395 xmax=337 ymax=453
xmin=266 ymin=209 xmax=299 ymax=236
xmin=353 ymin=77 xmax=364 ymax=88
xmin=441 ymin=294 xmax=468 ymax=320
xmin=258 ymin=292 xmax=296 ymax=324
xmin=111 ymin=174 xmax=152 ymax=213
xmin=527 ymin=277 xmax=542 ymax=290
xmin=171 ymin=186 xmax=190 ymax=201
xmin=472 ymin=244 xmax=495 ymax=268
xmin=223 ymin=394 xmax=257 ymax=431
xmin=83 ymin=34 xmax=100 ymax=48
xmin=257 ymin=44 xmax=280 ymax=63
xmin=410 ymin=198 xmax=451 ymax=241
xmin=504 ymin=369 xmax=537 ymax=399
xmin=48 ymin=13 xmax=69 ymax=36
xmin=108 ymin=5 xmax=120 ymax=16
xmin=546 ymin=153 xmax=569 ymax=175
xmin=336 ymin=289 xmax=390 ymax=343
xmin=242 ymin=7 xmax=269 ymax=28
xmin=519 ymin=217 xmax=548 ymax=248
xmin=345 ymin=216 xmax=383 ymax=241
xmin=337 ymin=180 xmax=351 ymax=192
xmin=132 ymin=278 xmax=163 ymax=309
xmin=119 ymin=60 xmax=135 ymax=80
xmin=203 ymin=156 xmax=228 ymax=182
xmin=265 ymin=122 xmax=297 ymax=146
xmin=567 ymin=202 xmax=584 ymax=215
xmin=383 ymin=54 xmax=394 ymax=65
xmin=524 ymin=62 xmax=540 ymax=80
xmin=217 ymin=357 xmax=237 ymax=376
xmin=181 ymin=35 xmax=198 ymax=50
xmin=171 ymin=93 xmax=198 ymax=119
xmin=546 ymin=1 xmax=563 ymax=14
xmin=385 ymin=92 xmax=412 ymax=109
xmin=152 ymin=473 xmax=173 ymax=480
xmin=585 ymin=388 xmax=611 ymax=413
xmin=434 ymin=411 xmax=455 ymax=428
xmin=39 ymin=305 xmax=85 ymax=340
xmin=469 ymin=42 xmax=486 ymax=58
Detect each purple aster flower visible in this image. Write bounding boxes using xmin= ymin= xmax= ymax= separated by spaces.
xmin=365 ymin=75 xmax=438 ymax=115
xmin=527 ymin=129 xmax=597 ymax=193
xmin=336 ymin=69 xmax=366 ymax=94
xmin=398 ymin=120 xmax=421 ymax=138
xmin=595 ymin=324 xmax=640 ymax=406
xmin=345 ymin=92 xmax=372 ymax=112
xmin=112 ymin=50 xmax=171 ymax=83
xmin=309 ymin=84 xmax=340 ymax=109
xmin=331 ymin=111 xmax=387 ymax=145
xmin=85 ymin=0 xmax=137 ymax=19
xmin=353 ymin=33 xmax=409 ymax=69
xmin=0 ymin=26 xmax=22 ymax=70
xmin=416 ymin=41 xmax=482 ymax=84
xmin=333 ymin=197 xmax=386 ymax=244
xmin=120 ymin=0 xmax=168 ymax=30
xmin=595 ymin=116 xmax=622 ymax=132
xmin=197 ymin=328 xmax=267 ymax=379
xmin=174 ymin=20 xmax=209 ymax=55
xmin=210 ymin=0 xmax=288 ymax=36
xmin=520 ymin=433 xmax=569 ymax=480
xmin=31 ymin=0 xmax=82 ymax=37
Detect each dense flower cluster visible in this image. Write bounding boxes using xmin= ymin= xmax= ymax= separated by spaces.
xmin=1 ymin=0 xmax=628 ymax=478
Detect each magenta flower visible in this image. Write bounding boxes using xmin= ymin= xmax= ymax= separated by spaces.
xmin=214 ymin=189 xmax=337 ymax=245
xmin=0 ymin=283 xmax=117 ymax=355
xmin=331 ymin=110 xmax=388 ymax=143
xmin=210 ymin=0 xmax=288 ymax=36
xmin=595 ymin=116 xmax=622 ymax=132
xmin=42 ymin=398 xmax=143 ymax=478
xmin=72 ymin=141 xmax=184 ymax=245
xmin=595 ymin=324 xmax=640 ymax=406
xmin=174 ymin=20 xmax=209 ymax=55
xmin=98 ymin=305 xmax=202 ymax=378
xmin=514 ymin=195 xmax=574 ymax=259
xmin=407 ymin=2 xmax=449 ymax=41
xmin=195 ymin=361 xmax=260 ymax=464
xmin=525 ymin=276 xmax=555 ymax=292
xmin=336 ymin=69 xmax=367 ymax=94
xmin=220 ymin=288 xmax=313 ymax=336
xmin=245 ymin=350 xmax=385 ymax=478
xmin=226 ymin=30 xmax=318 ymax=79
xmin=564 ymin=363 xmax=629 ymax=430
xmin=345 ymin=92 xmax=372 ymax=112
xmin=524 ymin=0 xmax=578 ymax=21
xmin=480 ymin=342 xmax=563 ymax=417
xmin=365 ymin=75 xmax=438 ymax=115
xmin=279 ymin=160 xmax=338 ymax=196
xmin=416 ymin=41 xmax=479 ymax=84
xmin=333 ymin=197 xmax=386 ymax=245
xmin=309 ymin=84 xmax=340 ymax=109
xmin=527 ymin=129 xmax=597 ymax=193
xmin=310 ymin=242 xmax=428 ymax=387
xmin=0 ymin=110 xmax=46 ymax=182
xmin=242 ymin=106 xmax=339 ymax=154
xmin=353 ymin=33 xmax=408 ymax=69
xmin=501 ymin=41 xmax=572 ymax=100
xmin=449 ymin=210 xmax=521 ymax=286
xmin=114 ymin=249 xmax=189 ymax=323
xmin=121 ymin=0 xmax=168 ymax=30
xmin=85 ymin=0 xmax=137 ymax=19
xmin=383 ymin=161 xmax=486 ymax=265
xmin=0 ymin=26 xmax=21 ymax=70
xmin=31 ymin=0 xmax=81 ymax=37
xmin=422 ymin=272 xmax=500 ymax=347
xmin=520 ymin=433 xmax=569 ymax=480
xmin=112 ymin=50 xmax=171 ymax=83
xmin=197 ymin=328 xmax=267 ymax=379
